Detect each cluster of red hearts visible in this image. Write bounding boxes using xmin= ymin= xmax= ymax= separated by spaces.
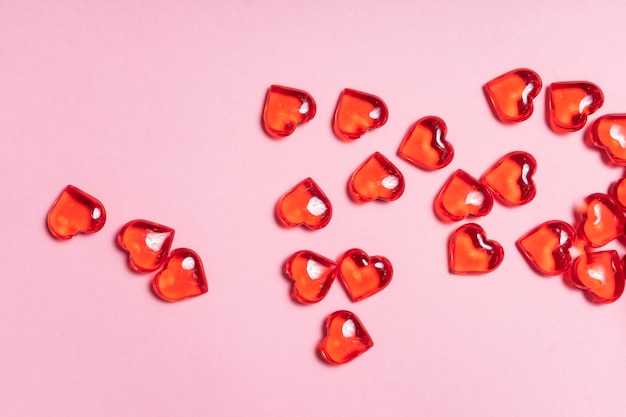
xmin=46 ymin=185 xmax=208 ymax=302
xmin=265 ymin=68 xmax=626 ymax=364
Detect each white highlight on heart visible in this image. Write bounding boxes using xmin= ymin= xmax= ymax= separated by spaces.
xmin=374 ymin=261 xmax=384 ymax=269
xmin=476 ymin=233 xmax=493 ymax=250
xmin=342 ymin=319 xmax=356 ymax=338
xmin=588 ymin=264 xmax=607 ymax=283
xmin=145 ymin=231 xmax=170 ymax=252
xmin=435 ymin=128 xmax=444 ymax=148
xmin=299 ymin=100 xmax=309 ymax=115
xmin=521 ymin=82 xmax=534 ymax=105
xmin=182 ymin=256 xmax=196 ymax=271
xmin=306 ymin=259 xmax=324 ymax=280
xmin=91 ymin=208 xmax=101 ymax=220
xmin=465 ymin=191 xmax=484 ymax=207
xmin=609 ymin=124 xmax=626 ymax=148
xmin=559 ymin=229 xmax=569 ymax=245
xmin=306 ymin=196 xmax=327 ymax=216
xmin=521 ymin=163 xmax=531 ymax=185
xmin=579 ymin=94 xmax=594 ymax=114
xmin=369 ymin=107 xmax=381 ymax=120
xmin=381 ymin=175 xmax=400 ymax=190
xmin=593 ymin=203 xmax=603 ymax=226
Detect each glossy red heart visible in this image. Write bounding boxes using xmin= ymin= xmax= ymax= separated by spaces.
xmin=117 ymin=219 xmax=175 ymax=272
xmin=480 ymin=151 xmax=537 ymax=206
xmin=547 ymin=81 xmax=604 ymax=132
xmin=434 ymin=169 xmax=494 ymax=222
xmin=318 ymin=310 xmax=373 ymax=365
xmin=484 ymin=68 xmax=542 ymax=123
xmin=516 ymin=220 xmax=577 ymax=276
xmin=275 ymin=178 xmax=332 ymax=230
xmin=575 ymin=193 xmax=625 ymax=248
xmin=336 ymin=248 xmax=392 ymax=301
xmin=333 ymin=88 xmax=388 ymax=141
xmin=152 ymin=248 xmax=208 ymax=302
xmin=348 ymin=152 xmax=405 ymax=202
xmin=283 ymin=250 xmax=336 ymax=304
xmin=262 ymin=85 xmax=316 ymax=139
xmin=397 ymin=115 xmax=454 ymax=170
xmin=590 ymin=114 xmax=626 ymax=165
xmin=448 ymin=223 xmax=504 ymax=274
xmin=570 ymin=250 xmax=625 ymax=304
xmin=47 ymin=185 xmax=106 ymax=240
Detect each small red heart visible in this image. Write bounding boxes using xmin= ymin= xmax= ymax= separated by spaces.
xmin=517 ymin=220 xmax=577 ymax=276
xmin=336 ymin=248 xmax=392 ymax=301
xmin=448 ymin=223 xmax=504 ymax=274
xmin=318 ymin=310 xmax=373 ymax=365
xmin=480 ymin=151 xmax=537 ymax=206
xmin=575 ymin=193 xmax=625 ymax=248
xmin=275 ymin=178 xmax=332 ymax=230
xmin=47 ymin=185 xmax=106 ymax=240
xmin=484 ymin=68 xmax=542 ymax=123
xmin=570 ymin=250 xmax=625 ymax=304
xmin=397 ymin=116 xmax=454 ymax=170
xmin=333 ymin=88 xmax=388 ymax=141
xmin=262 ymin=85 xmax=316 ymax=139
xmin=547 ymin=81 xmax=604 ymax=132
xmin=590 ymin=114 xmax=626 ymax=165
xmin=434 ymin=169 xmax=494 ymax=222
xmin=283 ymin=250 xmax=336 ymax=304
xmin=152 ymin=248 xmax=208 ymax=302
xmin=348 ymin=152 xmax=405 ymax=202
xmin=117 ymin=220 xmax=175 ymax=272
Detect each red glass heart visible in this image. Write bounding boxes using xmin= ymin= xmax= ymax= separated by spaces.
xmin=283 ymin=250 xmax=336 ymax=304
xmin=333 ymin=88 xmax=388 ymax=141
xmin=590 ymin=114 xmax=626 ymax=165
xmin=117 ymin=220 xmax=175 ymax=272
xmin=484 ymin=68 xmax=542 ymax=123
xmin=152 ymin=248 xmax=208 ymax=302
xmin=348 ymin=152 xmax=405 ymax=202
xmin=262 ymin=85 xmax=316 ymax=139
xmin=397 ymin=116 xmax=454 ymax=170
xmin=434 ymin=169 xmax=494 ymax=222
xmin=275 ymin=178 xmax=332 ymax=229
xmin=609 ymin=177 xmax=626 ymax=210
xmin=547 ymin=81 xmax=604 ymax=132
xmin=318 ymin=310 xmax=373 ymax=365
xmin=336 ymin=248 xmax=392 ymax=301
xmin=47 ymin=185 xmax=106 ymax=239
xmin=448 ymin=223 xmax=504 ymax=274
xmin=480 ymin=151 xmax=537 ymax=206
xmin=570 ymin=250 xmax=625 ymax=304
xmin=575 ymin=193 xmax=625 ymax=248
xmin=517 ymin=220 xmax=577 ymax=276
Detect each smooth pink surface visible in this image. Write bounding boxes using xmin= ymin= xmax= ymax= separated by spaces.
xmin=2 ymin=1 xmax=626 ymax=415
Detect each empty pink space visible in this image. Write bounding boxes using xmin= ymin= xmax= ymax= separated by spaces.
xmin=2 ymin=1 xmax=626 ymax=416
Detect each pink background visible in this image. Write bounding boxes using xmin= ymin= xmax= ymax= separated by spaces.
xmin=2 ymin=1 xmax=626 ymax=415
